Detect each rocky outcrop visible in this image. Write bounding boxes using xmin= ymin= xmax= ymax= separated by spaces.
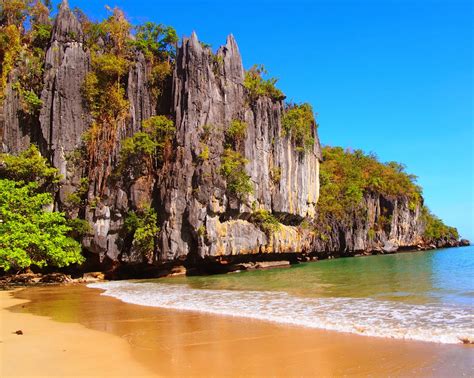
xmin=311 ymin=193 xmax=425 ymax=256
xmin=39 ymin=0 xmax=90 ymax=204
xmin=1 ymin=80 xmax=33 ymax=153
xmin=157 ymin=33 xmax=321 ymax=263
xmin=0 ymin=4 xmax=464 ymax=275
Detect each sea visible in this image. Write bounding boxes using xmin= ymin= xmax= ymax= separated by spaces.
xmin=89 ymin=246 xmax=474 ymax=344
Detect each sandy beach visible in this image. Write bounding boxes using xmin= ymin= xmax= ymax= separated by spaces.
xmin=0 ymin=289 xmax=154 ymax=377
xmin=1 ymin=285 xmax=473 ymax=377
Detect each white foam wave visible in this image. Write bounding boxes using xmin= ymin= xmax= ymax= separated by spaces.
xmin=88 ymin=281 xmax=474 ymax=344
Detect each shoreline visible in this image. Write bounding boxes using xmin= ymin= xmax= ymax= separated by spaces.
xmin=1 ymin=245 xmax=470 ymax=287
xmin=2 ymin=285 xmax=473 ymax=376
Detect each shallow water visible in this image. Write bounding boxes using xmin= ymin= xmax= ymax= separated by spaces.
xmin=90 ymin=247 xmax=474 ymax=344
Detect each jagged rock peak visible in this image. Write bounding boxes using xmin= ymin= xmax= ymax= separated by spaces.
xmin=218 ymin=34 xmax=244 ymax=82
xmin=181 ymin=32 xmax=244 ymax=83
xmin=52 ymin=0 xmax=83 ymax=43
xmin=190 ymin=31 xmax=200 ymax=46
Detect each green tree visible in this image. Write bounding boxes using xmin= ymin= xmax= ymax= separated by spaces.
xmin=0 ymin=144 xmax=60 ymax=189
xmin=0 ymin=179 xmax=83 ymax=272
xmin=132 ymin=21 xmax=178 ymax=60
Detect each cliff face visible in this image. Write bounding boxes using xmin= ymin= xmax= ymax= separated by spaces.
xmin=158 ymin=33 xmax=320 ymax=263
xmin=0 ymin=3 xmax=462 ymax=274
xmin=39 ymin=3 xmax=90 ymax=205
xmin=311 ymin=194 xmax=425 ymax=256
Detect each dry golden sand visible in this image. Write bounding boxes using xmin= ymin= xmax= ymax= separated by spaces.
xmin=1 ymin=285 xmax=473 ymax=377
xmin=0 ymin=290 xmax=154 ymax=377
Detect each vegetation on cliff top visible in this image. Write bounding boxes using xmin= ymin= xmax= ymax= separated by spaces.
xmin=316 ymin=146 xmax=457 ymax=242
xmin=0 ymin=0 xmax=51 ymax=113
xmin=422 ymin=207 xmax=459 ymax=242
xmin=318 ymin=146 xmax=422 ymax=220
xmin=0 ymin=146 xmax=83 ymax=272
xmin=282 ymin=102 xmax=316 ymax=152
xmin=244 ymin=64 xmax=285 ymax=102
xmin=315 ymin=145 xmax=421 ymax=233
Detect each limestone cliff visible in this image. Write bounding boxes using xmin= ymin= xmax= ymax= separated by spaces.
xmin=0 ymin=2 xmax=464 ymax=275
xmin=312 ymin=193 xmax=426 ymax=256
xmin=158 ymin=33 xmax=320 ymax=264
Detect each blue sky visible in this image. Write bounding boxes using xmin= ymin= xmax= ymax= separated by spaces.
xmin=60 ymin=0 xmax=473 ymax=240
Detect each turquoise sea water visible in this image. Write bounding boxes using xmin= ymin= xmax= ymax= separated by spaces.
xmin=90 ymin=247 xmax=474 ymax=344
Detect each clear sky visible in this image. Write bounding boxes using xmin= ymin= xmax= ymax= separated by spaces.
xmin=60 ymin=0 xmax=473 ymax=240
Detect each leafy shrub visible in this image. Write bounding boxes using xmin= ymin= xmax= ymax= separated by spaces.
xmin=201 ymin=124 xmax=213 ymax=140
xmin=142 ymin=115 xmax=175 ymax=160
xmin=197 ymin=225 xmax=206 ymax=237
xmin=21 ymin=88 xmax=42 ymax=114
xmin=149 ymin=60 xmax=172 ymax=99
xmin=0 ymin=145 xmax=60 ymax=188
xmin=270 ymin=166 xmax=281 ymax=184
xmin=220 ymin=148 xmax=253 ymax=199
xmin=124 ymin=207 xmax=159 ymax=257
xmin=120 ymin=132 xmax=157 ymax=166
xmin=198 ymin=143 xmax=209 ymax=161
xmin=226 ymin=119 xmax=247 ymax=146
xmin=0 ymin=179 xmax=84 ymax=272
xmin=65 ymin=178 xmax=89 ymax=209
xmin=31 ymin=22 xmax=52 ymax=48
xmin=67 ymin=218 xmax=92 ymax=239
xmin=243 ymin=64 xmax=285 ymax=102
xmin=92 ymin=53 xmax=130 ymax=81
xmin=368 ymin=228 xmax=376 ymax=241
xmin=250 ymin=209 xmax=281 ymax=235
xmin=282 ymin=103 xmax=316 ymax=152
xmin=119 ymin=115 xmax=176 ymax=175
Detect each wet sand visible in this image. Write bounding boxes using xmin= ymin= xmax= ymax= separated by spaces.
xmin=1 ymin=285 xmax=473 ymax=377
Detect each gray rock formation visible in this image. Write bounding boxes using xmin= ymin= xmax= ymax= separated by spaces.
xmin=157 ymin=33 xmax=321 ymax=263
xmin=0 ymin=5 xmax=463 ymax=274
xmin=311 ymin=193 xmax=425 ymax=256
xmin=1 ymin=80 xmax=32 ymax=153
xmin=39 ymin=0 xmax=90 ymax=204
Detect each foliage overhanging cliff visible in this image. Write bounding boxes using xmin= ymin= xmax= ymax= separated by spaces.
xmin=0 ymin=0 xmax=464 ymax=273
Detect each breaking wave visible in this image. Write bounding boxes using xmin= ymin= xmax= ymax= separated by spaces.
xmin=89 ymin=281 xmax=473 ymax=344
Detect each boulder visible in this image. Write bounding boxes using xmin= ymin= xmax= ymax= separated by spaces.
xmin=460 ymin=239 xmax=470 ymax=247
xmin=382 ymin=241 xmax=399 ymax=253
